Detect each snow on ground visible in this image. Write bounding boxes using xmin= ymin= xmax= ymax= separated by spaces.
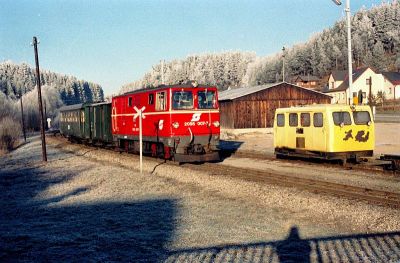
xmin=1 ymin=135 xmax=400 ymax=262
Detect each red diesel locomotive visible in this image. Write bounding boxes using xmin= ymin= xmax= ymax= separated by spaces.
xmin=111 ymin=82 xmax=220 ymax=162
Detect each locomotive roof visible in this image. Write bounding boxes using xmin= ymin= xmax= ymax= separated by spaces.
xmin=117 ymin=84 xmax=217 ymax=97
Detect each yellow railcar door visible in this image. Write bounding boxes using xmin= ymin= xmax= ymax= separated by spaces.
xmin=311 ymin=112 xmax=326 ymax=152
xmin=288 ymin=113 xmax=299 ymax=149
xmin=299 ymin=112 xmax=311 ymax=150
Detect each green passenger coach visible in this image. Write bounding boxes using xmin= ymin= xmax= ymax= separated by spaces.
xmin=59 ymin=102 xmax=112 ymax=145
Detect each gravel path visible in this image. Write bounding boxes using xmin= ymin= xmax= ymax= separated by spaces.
xmin=1 ymin=136 xmax=399 ymax=262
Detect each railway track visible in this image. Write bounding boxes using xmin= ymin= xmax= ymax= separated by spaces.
xmin=183 ymin=162 xmax=400 ymax=209
xmin=220 ymin=149 xmax=398 ymax=174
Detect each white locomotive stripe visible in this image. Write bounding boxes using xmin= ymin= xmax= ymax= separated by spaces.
xmin=111 ymin=109 xmax=219 ymax=117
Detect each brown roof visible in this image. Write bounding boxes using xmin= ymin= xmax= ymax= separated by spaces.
xmin=219 ymin=82 xmax=331 ymax=101
xmin=293 ymin=75 xmax=321 ymax=82
xmin=382 ymin=72 xmax=400 ymax=85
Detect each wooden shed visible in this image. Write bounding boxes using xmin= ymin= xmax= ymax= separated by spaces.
xmin=218 ymin=82 xmax=332 ymax=128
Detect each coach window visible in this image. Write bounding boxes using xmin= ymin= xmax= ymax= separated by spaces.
xmin=300 ymin=113 xmax=310 ymax=127
xmin=172 ymin=91 xmax=193 ymax=110
xmin=156 ymin=91 xmax=166 ymax=111
xmin=277 ymin=114 xmax=285 ymax=127
xmin=353 ymin=111 xmax=371 ymax=125
xmin=332 ymin=112 xmax=352 ymax=126
xmin=313 ymin=113 xmax=323 ymax=127
xmin=128 ymin=97 xmax=133 ymax=107
xmin=289 ymin=113 xmax=298 ymax=127
xmin=148 ymin=93 xmax=154 ymax=105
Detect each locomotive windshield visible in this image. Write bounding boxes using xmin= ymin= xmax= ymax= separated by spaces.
xmin=198 ymin=90 xmax=217 ymax=109
xmin=172 ymin=91 xmax=193 ymax=109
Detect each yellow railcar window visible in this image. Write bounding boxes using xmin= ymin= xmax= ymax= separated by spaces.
xmin=313 ymin=113 xmax=323 ymax=127
xmin=300 ymin=113 xmax=310 ymax=127
xmin=353 ymin=111 xmax=371 ymax=125
xmin=277 ymin=114 xmax=285 ymax=127
xmin=332 ymin=112 xmax=352 ymax=126
xmin=289 ymin=113 xmax=298 ymax=127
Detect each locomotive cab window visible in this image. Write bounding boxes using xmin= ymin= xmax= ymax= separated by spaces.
xmin=155 ymin=91 xmax=166 ymax=111
xmin=277 ymin=114 xmax=285 ymax=127
xmin=198 ymin=90 xmax=217 ymax=109
xmin=148 ymin=94 xmax=154 ymax=105
xmin=313 ymin=113 xmax=323 ymax=127
xmin=300 ymin=113 xmax=310 ymax=127
xmin=332 ymin=112 xmax=352 ymax=126
xmin=289 ymin=113 xmax=298 ymax=127
xmin=353 ymin=111 xmax=371 ymax=125
xmin=172 ymin=91 xmax=193 ymax=110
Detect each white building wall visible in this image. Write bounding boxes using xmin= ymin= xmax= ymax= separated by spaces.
xmin=329 ymin=91 xmax=347 ymax=104
xmin=383 ymin=78 xmax=400 ymax=100
xmin=350 ymin=68 xmax=384 ymax=103
xmin=328 ymin=74 xmax=343 ymax=90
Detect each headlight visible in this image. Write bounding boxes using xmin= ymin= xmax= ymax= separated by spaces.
xmin=213 ymin=121 xmax=220 ymax=127
xmin=172 ymin=122 xmax=179 ymax=128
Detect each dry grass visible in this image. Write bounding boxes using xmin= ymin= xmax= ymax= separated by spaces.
xmin=0 ymin=116 xmax=21 ymax=152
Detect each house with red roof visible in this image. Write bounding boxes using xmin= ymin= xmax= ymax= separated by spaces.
xmin=382 ymin=72 xmax=400 ymax=100
xmin=325 ymin=67 xmax=385 ymax=104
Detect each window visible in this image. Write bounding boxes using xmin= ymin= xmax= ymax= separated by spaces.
xmin=300 ymin=113 xmax=310 ymax=127
xmin=353 ymin=111 xmax=371 ymax=125
xmin=148 ymin=94 xmax=154 ymax=105
xmin=156 ymin=91 xmax=166 ymax=111
xmin=277 ymin=114 xmax=285 ymax=127
xmin=289 ymin=113 xmax=298 ymax=127
xmin=128 ymin=97 xmax=133 ymax=107
xmin=313 ymin=113 xmax=323 ymax=127
xmin=389 ymin=88 xmax=392 ymax=94
xmin=198 ymin=90 xmax=217 ymax=109
xmin=332 ymin=112 xmax=352 ymax=126
xmin=366 ymin=78 xmax=371 ymax=85
xmin=362 ymin=92 xmax=367 ymax=98
xmin=172 ymin=91 xmax=193 ymax=110
xmin=353 ymin=92 xmax=357 ymax=98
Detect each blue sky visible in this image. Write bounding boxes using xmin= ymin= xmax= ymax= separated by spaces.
xmin=0 ymin=0 xmax=383 ymax=95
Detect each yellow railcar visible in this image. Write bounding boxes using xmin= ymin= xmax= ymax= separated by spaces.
xmin=273 ymin=104 xmax=374 ymax=162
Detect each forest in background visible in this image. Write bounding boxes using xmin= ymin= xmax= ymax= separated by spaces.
xmin=0 ymin=61 xmax=104 ymax=150
xmin=121 ymin=1 xmax=400 ymax=93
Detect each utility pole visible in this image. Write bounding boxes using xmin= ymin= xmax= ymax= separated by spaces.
xmin=282 ymin=47 xmax=286 ymax=82
xmin=19 ymin=90 xmax=26 ymax=142
xmin=332 ymin=0 xmax=353 ymax=105
xmin=32 ymin=36 xmax=47 ymax=162
xmin=345 ymin=0 xmax=353 ymax=105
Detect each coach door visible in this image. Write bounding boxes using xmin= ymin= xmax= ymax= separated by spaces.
xmin=312 ymin=112 xmax=326 ymax=152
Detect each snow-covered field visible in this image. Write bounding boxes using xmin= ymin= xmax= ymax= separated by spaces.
xmin=1 ymin=136 xmax=400 ymax=262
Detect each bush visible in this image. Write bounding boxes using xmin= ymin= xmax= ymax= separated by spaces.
xmin=0 ymin=117 xmax=22 ymax=151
